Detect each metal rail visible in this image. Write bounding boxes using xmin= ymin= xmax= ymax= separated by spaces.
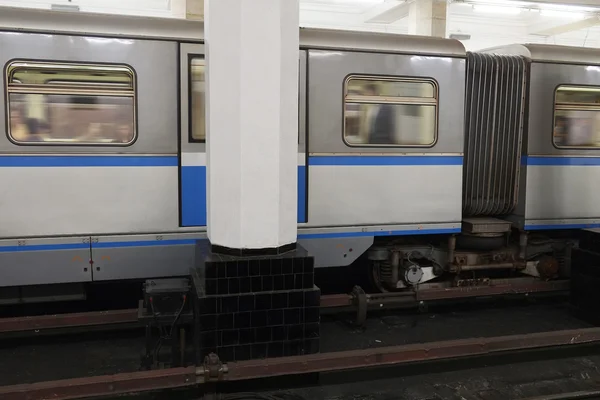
xmin=2 ymin=326 xmax=600 ymax=400
xmin=0 ymin=309 xmax=139 ymax=334
xmin=0 ymin=366 xmax=200 ymax=400
xmin=0 ymin=279 xmax=570 ymax=334
xmin=521 ymin=390 xmax=600 ymax=400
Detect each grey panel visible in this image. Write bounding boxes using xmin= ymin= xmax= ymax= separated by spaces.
xmin=484 ymin=43 xmax=600 ymax=66
xmin=91 ymin=233 xmax=199 ymax=281
xmin=0 ymin=237 xmax=91 ymax=287
xmin=0 ymin=31 xmax=178 ymax=154
xmin=299 ymin=222 xmax=461 ymax=235
xmin=298 ymin=237 xmax=373 ymax=268
xmin=300 ymin=28 xmax=466 ymax=58
xmin=524 ymin=165 xmax=600 ymax=221
xmin=463 ymin=53 xmax=527 ymax=216
xmin=308 ymin=50 xmax=466 ymax=154
xmin=525 ymin=218 xmax=600 ymax=229
xmin=0 ymin=166 xmax=179 ymax=237
xmin=306 ymin=164 xmax=462 ymax=226
xmin=180 ymin=43 xmax=205 ymax=154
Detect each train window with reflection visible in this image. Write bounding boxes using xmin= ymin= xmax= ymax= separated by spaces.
xmin=554 ymin=85 xmax=600 ymax=148
xmin=343 ymin=76 xmax=438 ymax=147
xmin=5 ymin=61 xmax=136 ymax=145
xmin=189 ymin=57 xmax=206 ymax=142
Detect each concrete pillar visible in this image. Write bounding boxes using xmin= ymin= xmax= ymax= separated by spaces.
xmin=408 ymin=0 xmax=447 ymax=38
xmin=171 ymin=0 xmax=204 ymax=20
xmin=204 ymin=0 xmax=299 ymax=252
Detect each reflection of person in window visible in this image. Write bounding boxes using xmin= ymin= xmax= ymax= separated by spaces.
xmin=10 ymin=108 xmax=29 ymax=142
xmin=553 ymin=118 xmax=566 ymax=146
xmin=363 ymin=83 xmax=395 ymax=144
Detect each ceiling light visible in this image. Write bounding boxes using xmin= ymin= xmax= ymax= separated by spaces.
xmin=541 ymin=3 xmax=595 ymax=13
xmin=473 ymin=4 xmax=522 ymax=15
xmin=450 ymin=33 xmax=472 ymax=40
xmin=540 ymin=9 xmax=585 ymax=19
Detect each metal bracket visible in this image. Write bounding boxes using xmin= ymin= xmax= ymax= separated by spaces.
xmin=351 ymin=286 xmax=367 ymax=326
xmin=202 ymin=353 xmax=228 ymax=382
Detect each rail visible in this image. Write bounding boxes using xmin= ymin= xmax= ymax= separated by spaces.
xmin=0 ymin=279 xmax=570 ymax=335
xmin=1 ymin=326 xmax=600 ymax=400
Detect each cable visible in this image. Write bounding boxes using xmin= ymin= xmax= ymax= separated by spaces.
xmin=152 ymin=294 xmax=187 ymax=364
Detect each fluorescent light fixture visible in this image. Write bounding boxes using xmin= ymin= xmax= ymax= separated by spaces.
xmin=450 ymin=33 xmax=471 ymax=40
xmin=541 ymin=3 xmax=595 ymax=13
xmin=472 ymin=5 xmax=521 ymax=15
xmin=540 ymin=9 xmax=585 ymax=19
xmin=51 ymin=4 xmax=80 ymax=12
xmin=473 ymin=4 xmax=521 ymax=14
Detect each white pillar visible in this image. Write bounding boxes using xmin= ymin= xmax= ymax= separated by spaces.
xmin=408 ymin=0 xmax=447 ymax=38
xmin=171 ymin=0 xmax=204 ymax=20
xmin=205 ymin=0 xmax=299 ymax=251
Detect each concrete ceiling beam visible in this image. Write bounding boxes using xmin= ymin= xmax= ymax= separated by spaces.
xmin=363 ymin=0 xmax=409 ymax=24
xmin=531 ymin=16 xmax=600 ymax=36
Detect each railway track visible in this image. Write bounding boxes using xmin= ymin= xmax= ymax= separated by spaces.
xmin=0 ymin=278 xmax=582 ymax=400
xmin=2 ymin=327 xmax=600 ymax=400
xmin=0 ymin=278 xmax=569 ymax=336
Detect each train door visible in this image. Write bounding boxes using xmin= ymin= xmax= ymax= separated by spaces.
xmin=178 ymin=44 xmax=307 ymax=227
xmin=179 ymin=43 xmax=206 ymax=227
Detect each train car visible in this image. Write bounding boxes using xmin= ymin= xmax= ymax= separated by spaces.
xmin=0 ymin=8 xmax=594 ymax=303
xmin=484 ymin=44 xmax=600 ymax=231
xmin=0 ymin=10 xmax=467 ymax=303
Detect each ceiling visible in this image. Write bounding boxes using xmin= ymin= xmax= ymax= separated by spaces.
xmin=0 ymin=0 xmax=599 ymax=50
xmin=299 ymin=0 xmax=600 ymax=50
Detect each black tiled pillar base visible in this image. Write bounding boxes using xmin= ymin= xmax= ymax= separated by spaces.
xmin=191 ymin=241 xmax=320 ymax=363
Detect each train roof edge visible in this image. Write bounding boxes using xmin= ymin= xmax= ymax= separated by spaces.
xmin=480 ymin=43 xmax=600 ymax=66
xmin=298 ymin=27 xmax=466 ymax=57
xmin=0 ymin=6 xmax=466 ymax=57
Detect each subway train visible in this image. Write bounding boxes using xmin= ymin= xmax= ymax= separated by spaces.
xmin=0 ymin=9 xmax=599 ymax=303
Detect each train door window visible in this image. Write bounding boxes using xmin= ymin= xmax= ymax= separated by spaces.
xmin=553 ymin=85 xmax=600 ymax=148
xmin=5 ymin=60 xmax=136 ymax=145
xmin=343 ymin=76 xmax=438 ymax=147
xmin=189 ymin=57 xmax=206 ymax=142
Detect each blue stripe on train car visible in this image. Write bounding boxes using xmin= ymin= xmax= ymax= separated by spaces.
xmin=0 ymin=155 xmax=178 ymax=167
xmin=308 ymin=155 xmax=463 ymax=166
xmin=180 ymin=165 xmax=308 ymax=227
xmin=0 ymin=243 xmax=91 ymax=252
xmin=523 ymin=156 xmax=600 ymax=166
xmin=525 ymin=223 xmax=600 ymax=231
xmin=297 ymin=227 xmax=460 ymax=239
xmin=0 ymin=240 xmax=198 ymax=253
xmin=0 ymin=228 xmax=463 ymax=252
xmin=93 ymin=239 xmax=198 ymax=248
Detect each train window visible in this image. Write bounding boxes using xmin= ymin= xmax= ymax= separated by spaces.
xmin=554 ymin=85 xmax=600 ymax=148
xmin=343 ymin=76 xmax=438 ymax=147
xmin=5 ymin=61 xmax=136 ymax=145
xmin=189 ymin=57 xmax=206 ymax=142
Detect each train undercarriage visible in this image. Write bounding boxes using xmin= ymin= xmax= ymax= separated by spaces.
xmin=367 ymin=217 xmax=577 ymax=293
